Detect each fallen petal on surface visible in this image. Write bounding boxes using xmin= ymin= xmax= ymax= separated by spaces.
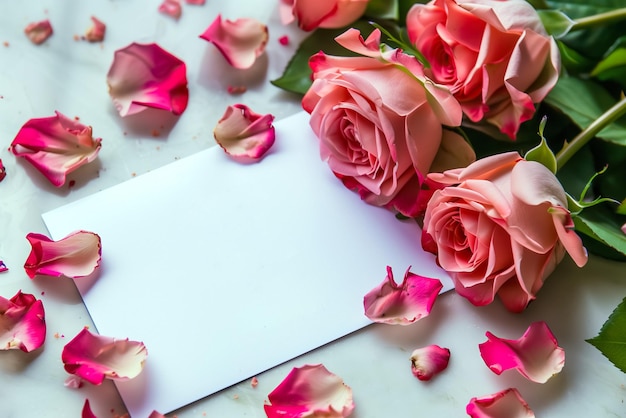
xmin=0 ymin=290 xmax=46 ymax=352
xmin=82 ymin=399 xmax=97 ymax=418
xmin=0 ymin=260 xmax=7 ymax=272
xmin=264 ymin=364 xmax=354 ymax=418
xmin=62 ymin=328 xmax=148 ymax=385
xmin=479 ymin=321 xmax=564 ymax=383
xmin=0 ymin=158 xmax=6 ymax=182
xmin=410 ymin=345 xmax=450 ymax=381
xmin=107 ymin=43 xmax=189 ymax=116
xmin=466 ymin=388 xmax=535 ymax=418
xmin=158 ymin=0 xmax=182 ymax=19
xmin=24 ymin=20 xmax=53 ymax=44
xmin=199 ymin=15 xmax=268 ymax=69
xmin=24 ymin=230 xmax=102 ymax=279
xmin=363 ymin=266 xmax=443 ymax=325
xmin=213 ymin=104 xmax=275 ymax=162
xmin=84 ymin=16 xmax=106 ymax=42
xmin=10 ymin=111 xmax=101 ymax=187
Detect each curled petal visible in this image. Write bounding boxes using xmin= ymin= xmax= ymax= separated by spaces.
xmin=479 ymin=321 xmax=564 ymax=383
xmin=199 ymin=15 xmax=268 ymax=69
xmin=84 ymin=16 xmax=106 ymax=42
xmin=24 ymin=19 xmax=53 ymax=45
xmin=466 ymin=388 xmax=535 ymax=418
xmin=264 ymin=364 xmax=354 ymax=418
xmin=410 ymin=345 xmax=450 ymax=381
xmin=82 ymin=399 xmax=97 ymax=418
xmin=0 ymin=158 xmax=6 ymax=182
xmin=24 ymin=230 xmax=102 ymax=279
xmin=158 ymin=0 xmax=182 ymax=19
xmin=213 ymin=104 xmax=275 ymax=162
xmin=363 ymin=266 xmax=443 ymax=325
xmin=0 ymin=290 xmax=46 ymax=352
xmin=107 ymin=43 xmax=189 ymax=116
xmin=10 ymin=111 xmax=102 ymax=187
xmin=62 ymin=328 xmax=148 ymax=385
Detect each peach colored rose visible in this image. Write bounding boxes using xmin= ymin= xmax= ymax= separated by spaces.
xmin=280 ymin=0 xmax=369 ymax=31
xmin=406 ymin=0 xmax=560 ymax=139
xmin=421 ymin=152 xmax=587 ymax=312
xmin=302 ymin=29 xmax=475 ymax=217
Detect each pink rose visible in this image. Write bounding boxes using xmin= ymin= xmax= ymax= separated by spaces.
xmin=406 ymin=0 xmax=560 ymax=139
xmin=302 ymin=29 xmax=475 ymax=217
xmin=421 ymin=152 xmax=588 ymax=312
xmin=280 ymin=0 xmax=369 ymax=31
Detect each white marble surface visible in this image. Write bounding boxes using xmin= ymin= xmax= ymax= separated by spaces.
xmin=0 ymin=1 xmax=625 ymax=417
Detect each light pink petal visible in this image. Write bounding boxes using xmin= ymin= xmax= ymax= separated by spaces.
xmin=84 ymin=16 xmax=106 ymax=42
xmin=213 ymin=104 xmax=275 ymax=163
xmin=264 ymin=364 xmax=354 ymax=418
xmin=0 ymin=158 xmax=6 ymax=182
xmin=0 ymin=290 xmax=46 ymax=352
xmin=158 ymin=0 xmax=182 ymax=19
xmin=107 ymin=43 xmax=189 ymax=116
xmin=24 ymin=230 xmax=102 ymax=279
xmin=199 ymin=15 xmax=268 ymax=69
xmin=622 ymin=223 xmax=626 ymax=235
xmin=62 ymin=328 xmax=148 ymax=385
xmin=467 ymin=388 xmax=534 ymax=418
xmin=479 ymin=321 xmax=564 ymax=383
xmin=82 ymin=399 xmax=97 ymax=418
xmin=185 ymin=0 xmax=205 ymax=4
xmin=24 ymin=19 xmax=53 ymax=44
xmin=148 ymin=412 xmax=167 ymax=418
xmin=410 ymin=345 xmax=450 ymax=381
xmin=363 ymin=266 xmax=443 ymax=325
xmin=10 ymin=111 xmax=102 ymax=187
xmin=64 ymin=375 xmax=84 ymax=389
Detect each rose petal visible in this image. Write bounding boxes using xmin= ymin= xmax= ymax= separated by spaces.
xmin=24 ymin=19 xmax=53 ymax=45
xmin=0 ymin=290 xmax=46 ymax=352
xmin=0 ymin=158 xmax=6 ymax=182
xmin=158 ymin=0 xmax=182 ymax=19
xmin=107 ymin=42 xmax=189 ymax=116
xmin=62 ymin=328 xmax=148 ymax=385
xmin=363 ymin=266 xmax=443 ymax=325
xmin=466 ymin=388 xmax=535 ymax=418
xmin=199 ymin=15 xmax=268 ymax=69
xmin=0 ymin=260 xmax=7 ymax=272
xmin=410 ymin=344 xmax=450 ymax=381
xmin=24 ymin=230 xmax=102 ymax=279
xmin=84 ymin=16 xmax=106 ymax=42
xmin=185 ymin=0 xmax=205 ymax=4
xmin=213 ymin=104 xmax=275 ymax=163
xmin=82 ymin=399 xmax=97 ymax=418
xmin=479 ymin=321 xmax=564 ymax=383
xmin=264 ymin=364 xmax=354 ymax=418
xmin=148 ymin=412 xmax=167 ymax=418
xmin=9 ymin=111 xmax=102 ymax=187
xmin=64 ymin=375 xmax=84 ymax=389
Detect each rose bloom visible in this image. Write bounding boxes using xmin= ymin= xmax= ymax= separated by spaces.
xmin=302 ymin=29 xmax=475 ymax=217
xmin=406 ymin=0 xmax=560 ymax=139
xmin=280 ymin=0 xmax=369 ymax=31
xmin=421 ymin=152 xmax=587 ymax=312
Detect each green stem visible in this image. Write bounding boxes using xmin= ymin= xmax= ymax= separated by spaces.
xmin=570 ymin=8 xmax=626 ymax=31
xmin=556 ymin=96 xmax=626 ymax=170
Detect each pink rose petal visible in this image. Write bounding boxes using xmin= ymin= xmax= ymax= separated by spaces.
xmin=24 ymin=230 xmax=102 ymax=279
xmin=0 ymin=290 xmax=46 ymax=352
xmin=24 ymin=19 xmax=53 ymax=45
xmin=466 ymin=388 xmax=535 ymax=418
xmin=10 ymin=111 xmax=102 ymax=187
xmin=0 ymin=260 xmax=7 ymax=272
xmin=479 ymin=321 xmax=564 ymax=383
xmin=64 ymin=375 xmax=84 ymax=389
xmin=158 ymin=0 xmax=182 ymax=19
xmin=107 ymin=42 xmax=189 ymax=117
xmin=62 ymin=328 xmax=148 ymax=385
xmin=185 ymin=0 xmax=205 ymax=4
xmin=148 ymin=412 xmax=167 ymax=418
xmin=213 ymin=104 xmax=275 ymax=163
xmin=199 ymin=15 xmax=268 ymax=69
xmin=363 ymin=266 xmax=443 ymax=325
xmin=410 ymin=344 xmax=450 ymax=381
xmin=0 ymin=158 xmax=6 ymax=182
xmin=84 ymin=16 xmax=106 ymax=42
xmin=82 ymin=399 xmax=97 ymax=418
xmin=264 ymin=364 xmax=354 ymax=418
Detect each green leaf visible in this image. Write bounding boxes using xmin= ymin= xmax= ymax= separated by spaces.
xmin=537 ymin=10 xmax=575 ymax=38
xmin=591 ymin=36 xmax=626 ymax=88
xmin=365 ymin=0 xmax=399 ymax=20
xmin=555 ymin=40 xmax=596 ymax=74
xmin=524 ymin=116 xmax=557 ymax=173
xmin=574 ymin=204 xmax=626 ymax=256
xmin=587 ymin=297 xmax=626 ymax=374
xmin=545 ymin=76 xmax=626 ymax=146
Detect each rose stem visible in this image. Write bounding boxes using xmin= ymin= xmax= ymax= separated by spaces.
xmin=570 ymin=8 xmax=626 ymax=31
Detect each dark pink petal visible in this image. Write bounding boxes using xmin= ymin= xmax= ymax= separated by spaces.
xmin=264 ymin=364 xmax=354 ymax=418
xmin=158 ymin=0 xmax=182 ymax=19
xmin=363 ymin=266 xmax=443 ymax=325
xmin=213 ymin=104 xmax=275 ymax=163
xmin=10 ymin=111 xmax=102 ymax=187
xmin=410 ymin=345 xmax=450 ymax=381
xmin=466 ymin=388 xmax=535 ymax=418
xmin=62 ymin=328 xmax=148 ymax=385
xmin=0 ymin=158 xmax=6 ymax=182
xmin=24 ymin=230 xmax=102 ymax=279
xmin=24 ymin=20 xmax=53 ymax=44
xmin=107 ymin=43 xmax=189 ymax=116
xmin=185 ymin=0 xmax=205 ymax=4
xmin=278 ymin=35 xmax=289 ymax=46
xmin=0 ymin=260 xmax=7 ymax=272
xmin=84 ymin=16 xmax=106 ymax=42
xmin=148 ymin=412 xmax=167 ymax=418
xmin=479 ymin=321 xmax=564 ymax=383
xmin=199 ymin=15 xmax=268 ymax=69
xmin=82 ymin=399 xmax=97 ymax=418
xmin=0 ymin=290 xmax=46 ymax=352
